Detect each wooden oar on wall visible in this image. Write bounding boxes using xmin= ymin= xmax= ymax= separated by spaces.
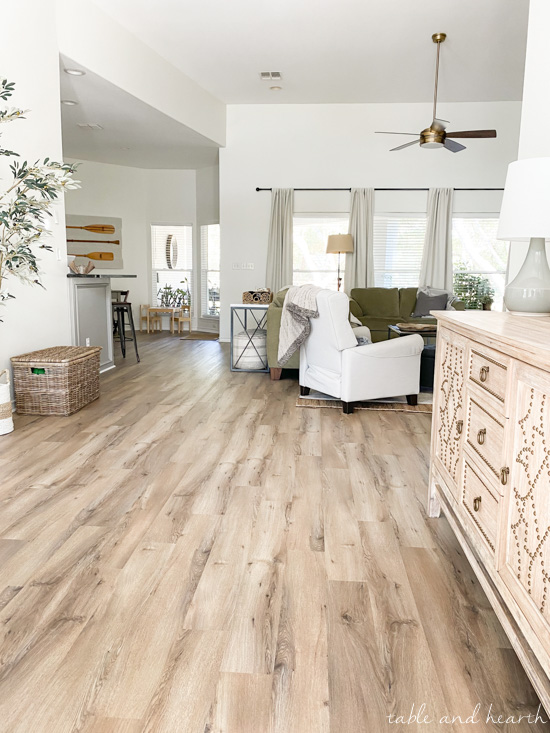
xmin=68 ymin=251 xmax=114 ymax=261
xmin=67 ymin=238 xmax=120 ymax=245
xmin=66 ymin=225 xmax=116 ymax=234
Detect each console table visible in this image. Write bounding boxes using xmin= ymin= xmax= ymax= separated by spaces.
xmin=429 ymin=310 xmax=550 ymax=713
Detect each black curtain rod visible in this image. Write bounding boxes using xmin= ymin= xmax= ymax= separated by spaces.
xmin=255 ymin=187 xmax=504 ymax=192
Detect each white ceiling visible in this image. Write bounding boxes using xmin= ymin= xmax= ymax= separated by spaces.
xmin=60 ymin=57 xmax=220 ymax=169
xmin=92 ymin=0 xmax=529 ymax=105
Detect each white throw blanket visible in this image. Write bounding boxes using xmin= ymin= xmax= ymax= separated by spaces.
xmin=278 ymin=284 xmax=323 ymax=366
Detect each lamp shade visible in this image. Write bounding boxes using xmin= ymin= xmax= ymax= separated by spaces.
xmin=326 ymin=234 xmax=354 ymax=254
xmin=497 ymin=157 xmax=550 ymax=241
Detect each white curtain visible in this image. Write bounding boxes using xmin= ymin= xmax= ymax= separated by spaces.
xmin=345 ymin=188 xmax=375 ymax=293
xmin=419 ymin=188 xmax=454 ymax=290
xmin=265 ymin=188 xmax=294 ymax=294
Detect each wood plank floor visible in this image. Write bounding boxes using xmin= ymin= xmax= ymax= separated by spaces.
xmin=0 ymin=333 xmax=546 ymax=732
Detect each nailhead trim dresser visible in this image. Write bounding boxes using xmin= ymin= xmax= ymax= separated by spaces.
xmin=429 ymin=310 xmax=550 ymax=712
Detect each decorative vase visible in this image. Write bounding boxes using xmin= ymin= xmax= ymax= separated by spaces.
xmin=504 ymin=237 xmax=550 ymax=315
xmin=0 ymin=369 xmax=14 ymax=435
xmin=482 ymin=301 xmax=492 ymax=311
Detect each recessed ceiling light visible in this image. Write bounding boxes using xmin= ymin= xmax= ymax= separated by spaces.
xmin=61 ymin=99 xmax=78 ymax=106
xmin=64 ymin=68 xmax=86 ymax=76
xmin=270 ymin=86 xmax=282 ymax=91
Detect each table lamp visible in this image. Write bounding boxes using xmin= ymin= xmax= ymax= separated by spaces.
xmin=326 ymin=234 xmax=354 ymax=291
xmin=497 ymin=157 xmax=550 ymax=315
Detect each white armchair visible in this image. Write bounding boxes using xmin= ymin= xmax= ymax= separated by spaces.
xmin=299 ymin=290 xmax=424 ymax=414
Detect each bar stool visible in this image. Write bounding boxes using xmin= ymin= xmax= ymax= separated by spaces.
xmin=112 ymin=291 xmax=140 ymax=363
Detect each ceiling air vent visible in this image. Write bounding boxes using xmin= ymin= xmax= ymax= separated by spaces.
xmin=77 ymin=123 xmax=104 ymax=130
xmin=259 ymin=71 xmax=282 ymax=81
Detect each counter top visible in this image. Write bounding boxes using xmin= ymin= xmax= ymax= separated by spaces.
xmin=67 ymin=274 xmax=137 ymax=278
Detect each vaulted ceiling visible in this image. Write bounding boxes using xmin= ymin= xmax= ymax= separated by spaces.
xmin=92 ymin=0 xmax=529 ymax=104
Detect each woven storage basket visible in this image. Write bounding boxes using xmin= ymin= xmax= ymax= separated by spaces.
xmin=11 ymin=346 xmax=101 ymax=416
xmin=242 ymin=290 xmax=273 ymax=304
xmin=0 ymin=370 xmax=14 ymax=435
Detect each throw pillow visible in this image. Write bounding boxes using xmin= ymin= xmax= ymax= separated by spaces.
xmin=413 ymin=290 xmax=448 ymax=317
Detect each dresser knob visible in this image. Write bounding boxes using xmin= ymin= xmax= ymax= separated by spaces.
xmin=456 ymin=419 xmax=463 ymax=435
xmin=477 ymin=428 xmax=486 ymax=445
xmin=501 ymin=467 xmax=510 ymax=486
xmin=480 ymin=366 xmax=489 ymax=382
xmin=473 ymin=496 xmax=482 ymax=512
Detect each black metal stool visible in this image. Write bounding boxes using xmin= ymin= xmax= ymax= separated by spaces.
xmin=112 ymin=296 xmax=140 ymax=363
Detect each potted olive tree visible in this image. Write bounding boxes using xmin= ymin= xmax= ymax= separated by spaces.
xmin=0 ymin=77 xmax=79 ymax=319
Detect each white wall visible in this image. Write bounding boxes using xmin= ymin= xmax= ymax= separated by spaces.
xmin=0 ymin=1 xmax=72 ymax=373
xmin=518 ymin=0 xmax=550 ymax=160
xmin=506 ymin=0 xmax=550 ymax=280
xmin=65 ymin=160 xmax=206 ymax=328
xmin=218 ymin=101 xmax=521 ymax=339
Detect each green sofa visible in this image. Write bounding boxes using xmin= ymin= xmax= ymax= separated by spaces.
xmin=349 ymin=287 xmax=464 ymax=343
xmin=267 ymin=286 xmax=464 ymax=378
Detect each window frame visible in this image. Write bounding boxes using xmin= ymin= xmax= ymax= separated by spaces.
xmin=292 ymin=212 xmax=350 ymax=289
xmin=150 ymin=222 xmax=194 ymax=309
xmin=200 ymin=223 xmax=221 ymax=320
xmin=372 ymin=212 xmax=427 ymax=288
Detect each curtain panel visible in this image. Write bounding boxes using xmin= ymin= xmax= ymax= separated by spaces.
xmin=419 ymin=187 xmax=454 ymax=291
xmin=265 ymin=188 xmax=294 ymax=295
xmin=345 ymin=188 xmax=375 ymax=293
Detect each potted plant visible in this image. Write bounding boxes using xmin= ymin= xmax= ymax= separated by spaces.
xmin=0 ymin=77 xmax=79 ymax=319
xmin=479 ymin=280 xmax=495 ymax=310
xmin=453 ymin=264 xmax=495 ymax=310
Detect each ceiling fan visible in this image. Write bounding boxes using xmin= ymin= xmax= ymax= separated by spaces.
xmin=376 ymin=33 xmax=497 ymax=153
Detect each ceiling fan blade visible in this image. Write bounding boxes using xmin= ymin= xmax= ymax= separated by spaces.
xmin=431 ymin=118 xmax=450 ymax=132
xmin=375 ymin=131 xmax=419 ymax=136
xmin=445 ymin=130 xmax=497 ymax=139
xmin=444 ymin=138 xmax=466 ymax=153
xmin=390 ymin=139 xmax=421 ymax=152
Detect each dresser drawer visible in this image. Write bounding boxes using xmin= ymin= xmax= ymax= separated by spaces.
xmin=465 ymin=392 xmax=506 ymax=485
xmin=468 ymin=346 xmax=508 ymax=407
xmin=461 ymin=456 xmax=500 ymax=554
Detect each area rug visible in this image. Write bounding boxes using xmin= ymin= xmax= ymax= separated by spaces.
xmin=180 ymin=332 xmax=219 ymax=341
xmin=296 ymin=389 xmax=432 ymax=413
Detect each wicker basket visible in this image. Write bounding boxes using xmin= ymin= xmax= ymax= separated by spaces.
xmin=11 ymin=346 xmax=101 ymax=416
xmin=242 ymin=290 xmax=273 ymax=304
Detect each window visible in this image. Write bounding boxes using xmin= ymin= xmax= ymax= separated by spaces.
xmin=452 ymin=217 xmax=508 ymax=311
xmin=293 ymin=215 xmax=349 ymax=289
xmin=201 ymin=224 xmax=220 ymax=317
xmin=151 ymin=224 xmax=193 ymax=307
xmin=373 ymin=215 xmax=426 ymax=288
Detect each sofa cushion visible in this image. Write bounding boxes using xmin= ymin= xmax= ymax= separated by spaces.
xmin=399 ymin=287 xmax=419 ymax=318
xmin=413 ymin=290 xmax=448 ymax=317
xmin=272 ymin=288 xmax=289 ymax=308
xmin=350 ymin=287 xmax=400 ymax=317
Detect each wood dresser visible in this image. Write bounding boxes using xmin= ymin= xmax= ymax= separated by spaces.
xmin=429 ymin=310 xmax=550 ymax=712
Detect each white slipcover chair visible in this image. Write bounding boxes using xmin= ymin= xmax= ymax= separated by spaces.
xmin=299 ymin=290 xmax=424 ymax=414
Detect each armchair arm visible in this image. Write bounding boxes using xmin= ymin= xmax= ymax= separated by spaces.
xmin=349 ymin=298 xmax=363 ymax=320
xmin=347 ymin=333 xmax=424 ymax=358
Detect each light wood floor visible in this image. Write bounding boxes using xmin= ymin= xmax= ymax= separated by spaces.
xmin=0 ymin=334 xmax=546 ymax=732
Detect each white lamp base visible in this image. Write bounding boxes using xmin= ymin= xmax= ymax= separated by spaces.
xmin=504 ymin=237 xmax=550 ymax=315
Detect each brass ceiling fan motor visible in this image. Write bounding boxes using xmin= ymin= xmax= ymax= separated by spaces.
xmin=375 ymin=32 xmax=497 ymax=153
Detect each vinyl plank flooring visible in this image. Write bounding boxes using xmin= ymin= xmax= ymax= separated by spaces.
xmin=0 ymin=333 xmax=544 ymax=731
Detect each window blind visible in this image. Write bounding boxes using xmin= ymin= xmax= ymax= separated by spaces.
xmin=372 ymin=215 xmax=426 ymax=288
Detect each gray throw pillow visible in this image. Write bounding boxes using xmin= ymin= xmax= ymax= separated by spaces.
xmin=413 ymin=290 xmax=448 ymax=317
